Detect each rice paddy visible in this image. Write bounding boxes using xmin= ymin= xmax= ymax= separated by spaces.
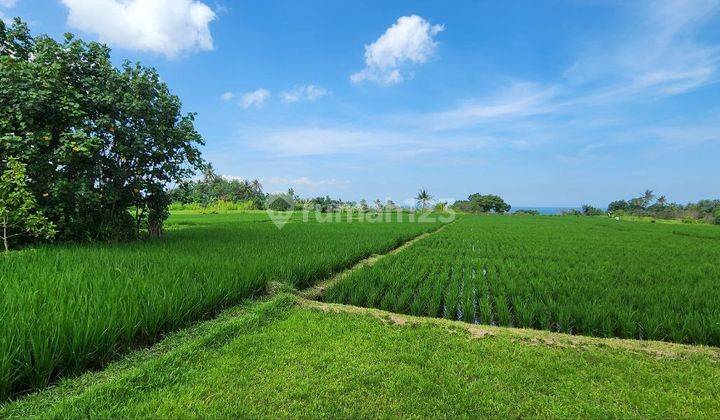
xmin=0 ymin=211 xmax=440 ymax=400
xmin=326 ymin=215 xmax=720 ymax=346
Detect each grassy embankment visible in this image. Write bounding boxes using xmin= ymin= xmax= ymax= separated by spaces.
xmin=2 ymin=293 xmax=719 ymax=418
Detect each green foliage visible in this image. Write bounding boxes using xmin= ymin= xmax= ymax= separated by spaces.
xmin=168 ymin=164 xmax=264 ymax=208
xmin=303 ymin=195 xmax=343 ymax=212
xmin=415 ymin=189 xmax=432 ymax=210
xmin=0 ymin=211 xmax=438 ymax=399
xmin=714 ymin=208 xmax=720 ymax=225
xmin=607 ymin=200 xmax=629 ymax=212
xmin=0 ymin=19 xmax=203 ymax=243
xmin=581 ymin=204 xmax=604 ymax=216
xmin=169 ymin=200 xmax=255 ymax=212
xmin=513 ymin=209 xmax=539 ymax=216
xmin=433 ymin=201 xmax=448 ymax=212
xmin=452 ymin=193 xmax=511 ymax=213
xmin=607 ymin=191 xmax=719 ymax=223
xmin=0 ymin=158 xmax=56 ymax=251
xmin=265 ymin=191 xmax=295 ymax=211
xmin=327 ymin=215 xmax=720 ymax=346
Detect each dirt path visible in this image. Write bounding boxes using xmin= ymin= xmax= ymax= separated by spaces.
xmin=297 ymin=222 xmax=450 ymax=300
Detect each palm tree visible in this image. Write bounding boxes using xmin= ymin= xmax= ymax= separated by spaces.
xmin=415 ymin=189 xmax=432 ymax=211
xmin=251 ymin=179 xmax=263 ymax=193
xmin=374 ymin=199 xmax=383 ymax=212
xmin=641 ymin=189 xmax=655 ymax=208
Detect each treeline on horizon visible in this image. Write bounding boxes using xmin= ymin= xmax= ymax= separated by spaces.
xmin=170 ymin=173 xmax=720 ymax=226
xmin=574 ymin=190 xmax=720 ymax=224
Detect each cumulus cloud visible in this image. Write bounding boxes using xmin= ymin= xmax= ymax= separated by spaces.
xmin=351 ymin=15 xmax=444 ymax=85
xmin=240 ymin=88 xmax=270 ymax=109
xmin=281 ymin=85 xmax=331 ymax=103
xmin=59 ymin=0 xmax=216 ymax=57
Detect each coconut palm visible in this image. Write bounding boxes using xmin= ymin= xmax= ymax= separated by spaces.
xmin=415 ymin=189 xmax=433 ymax=210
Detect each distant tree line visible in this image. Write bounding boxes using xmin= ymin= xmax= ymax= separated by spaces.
xmin=0 ymin=19 xmax=204 ymax=250
xmin=606 ymin=190 xmax=719 ymax=224
xmin=168 ymin=165 xmax=265 ymax=209
xmin=568 ymin=190 xmax=720 ymax=224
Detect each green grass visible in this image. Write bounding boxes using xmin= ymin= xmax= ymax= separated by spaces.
xmin=2 ymin=294 xmax=719 ymax=418
xmin=327 ymin=215 xmax=720 ymax=346
xmin=0 ymin=211 xmax=440 ymax=400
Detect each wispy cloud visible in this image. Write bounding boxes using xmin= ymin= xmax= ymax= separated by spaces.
xmin=281 ymin=85 xmax=331 ymax=103
xmin=264 ymin=176 xmax=349 ymax=188
xmin=565 ymin=0 xmax=719 ymax=96
xmin=245 ymin=127 xmax=411 ymax=156
xmin=240 ymin=88 xmax=270 ymax=109
xmin=220 ymin=91 xmax=235 ymax=102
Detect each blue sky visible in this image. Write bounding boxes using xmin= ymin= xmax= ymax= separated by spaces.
xmin=3 ymin=0 xmax=720 ymax=207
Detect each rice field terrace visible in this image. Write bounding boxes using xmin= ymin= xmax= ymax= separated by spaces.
xmin=326 ymin=215 xmax=720 ymax=346
xmin=0 ymin=211 xmax=441 ymax=400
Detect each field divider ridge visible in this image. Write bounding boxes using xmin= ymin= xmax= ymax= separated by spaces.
xmin=297 ymin=297 xmax=720 ymax=359
xmin=297 ymin=222 xmax=451 ymax=301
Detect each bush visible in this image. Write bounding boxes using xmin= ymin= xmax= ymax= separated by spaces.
xmin=582 ymin=205 xmax=604 ymax=216
xmin=514 ymin=209 xmax=540 ymax=216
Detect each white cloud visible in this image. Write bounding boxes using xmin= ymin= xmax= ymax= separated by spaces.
xmin=419 ymin=82 xmax=558 ymax=130
xmin=351 ymin=15 xmax=444 ymax=85
xmin=0 ymin=0 xmax=18 ymax=8
xmin=281 ymin=85 xmax=330 ymax=103
xmin=264 ymin=176 xmax=349 ymax=188
xmin=60 ymin=0 xmax=216 ymax=57
xmin=240 ymin=88 xmax=270 ymax=109
xmin=220 ymin=92 xmax=235 ymax=102
xmin=246 ymin=127 xmax=413 ymax=156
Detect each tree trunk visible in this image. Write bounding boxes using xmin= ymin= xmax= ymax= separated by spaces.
xmin=2 ymin=216 xmax=8 ymax=253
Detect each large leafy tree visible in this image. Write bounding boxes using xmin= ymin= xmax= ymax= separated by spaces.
xmin=452 ymin=193 xmax=511 ymax=213
xmin=0 ymin=18 xmax=204 ymax=242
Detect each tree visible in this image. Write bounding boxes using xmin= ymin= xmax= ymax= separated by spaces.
xmin=415 ymin=189 xmax=432 ymax=210
xmin=607 ymin=200 xmax=628 ymax=212
xmin=1 ymin=19 xmax=204 ymax=241
xmin=0 ymin=158 xmax=56 ymax=251
xmin=581 ymin=204 xmax=604 ymax=216
xmin=374 ymin=199 xmax=384 ymax=212
xmin=642 ymin=189 xmax=656 ymax=208
xmin=452 ymin=193 xmax=510 ymax=213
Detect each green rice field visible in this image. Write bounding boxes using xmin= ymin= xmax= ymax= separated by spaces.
xmin=326 ymin=215 xmax=720 ymax=346
xmin=0 ymin=212 xmax=440 ymax=400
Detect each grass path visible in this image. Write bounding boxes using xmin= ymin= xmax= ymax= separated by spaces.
xmin=298 ymin=222 xmax=451 ymax=300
